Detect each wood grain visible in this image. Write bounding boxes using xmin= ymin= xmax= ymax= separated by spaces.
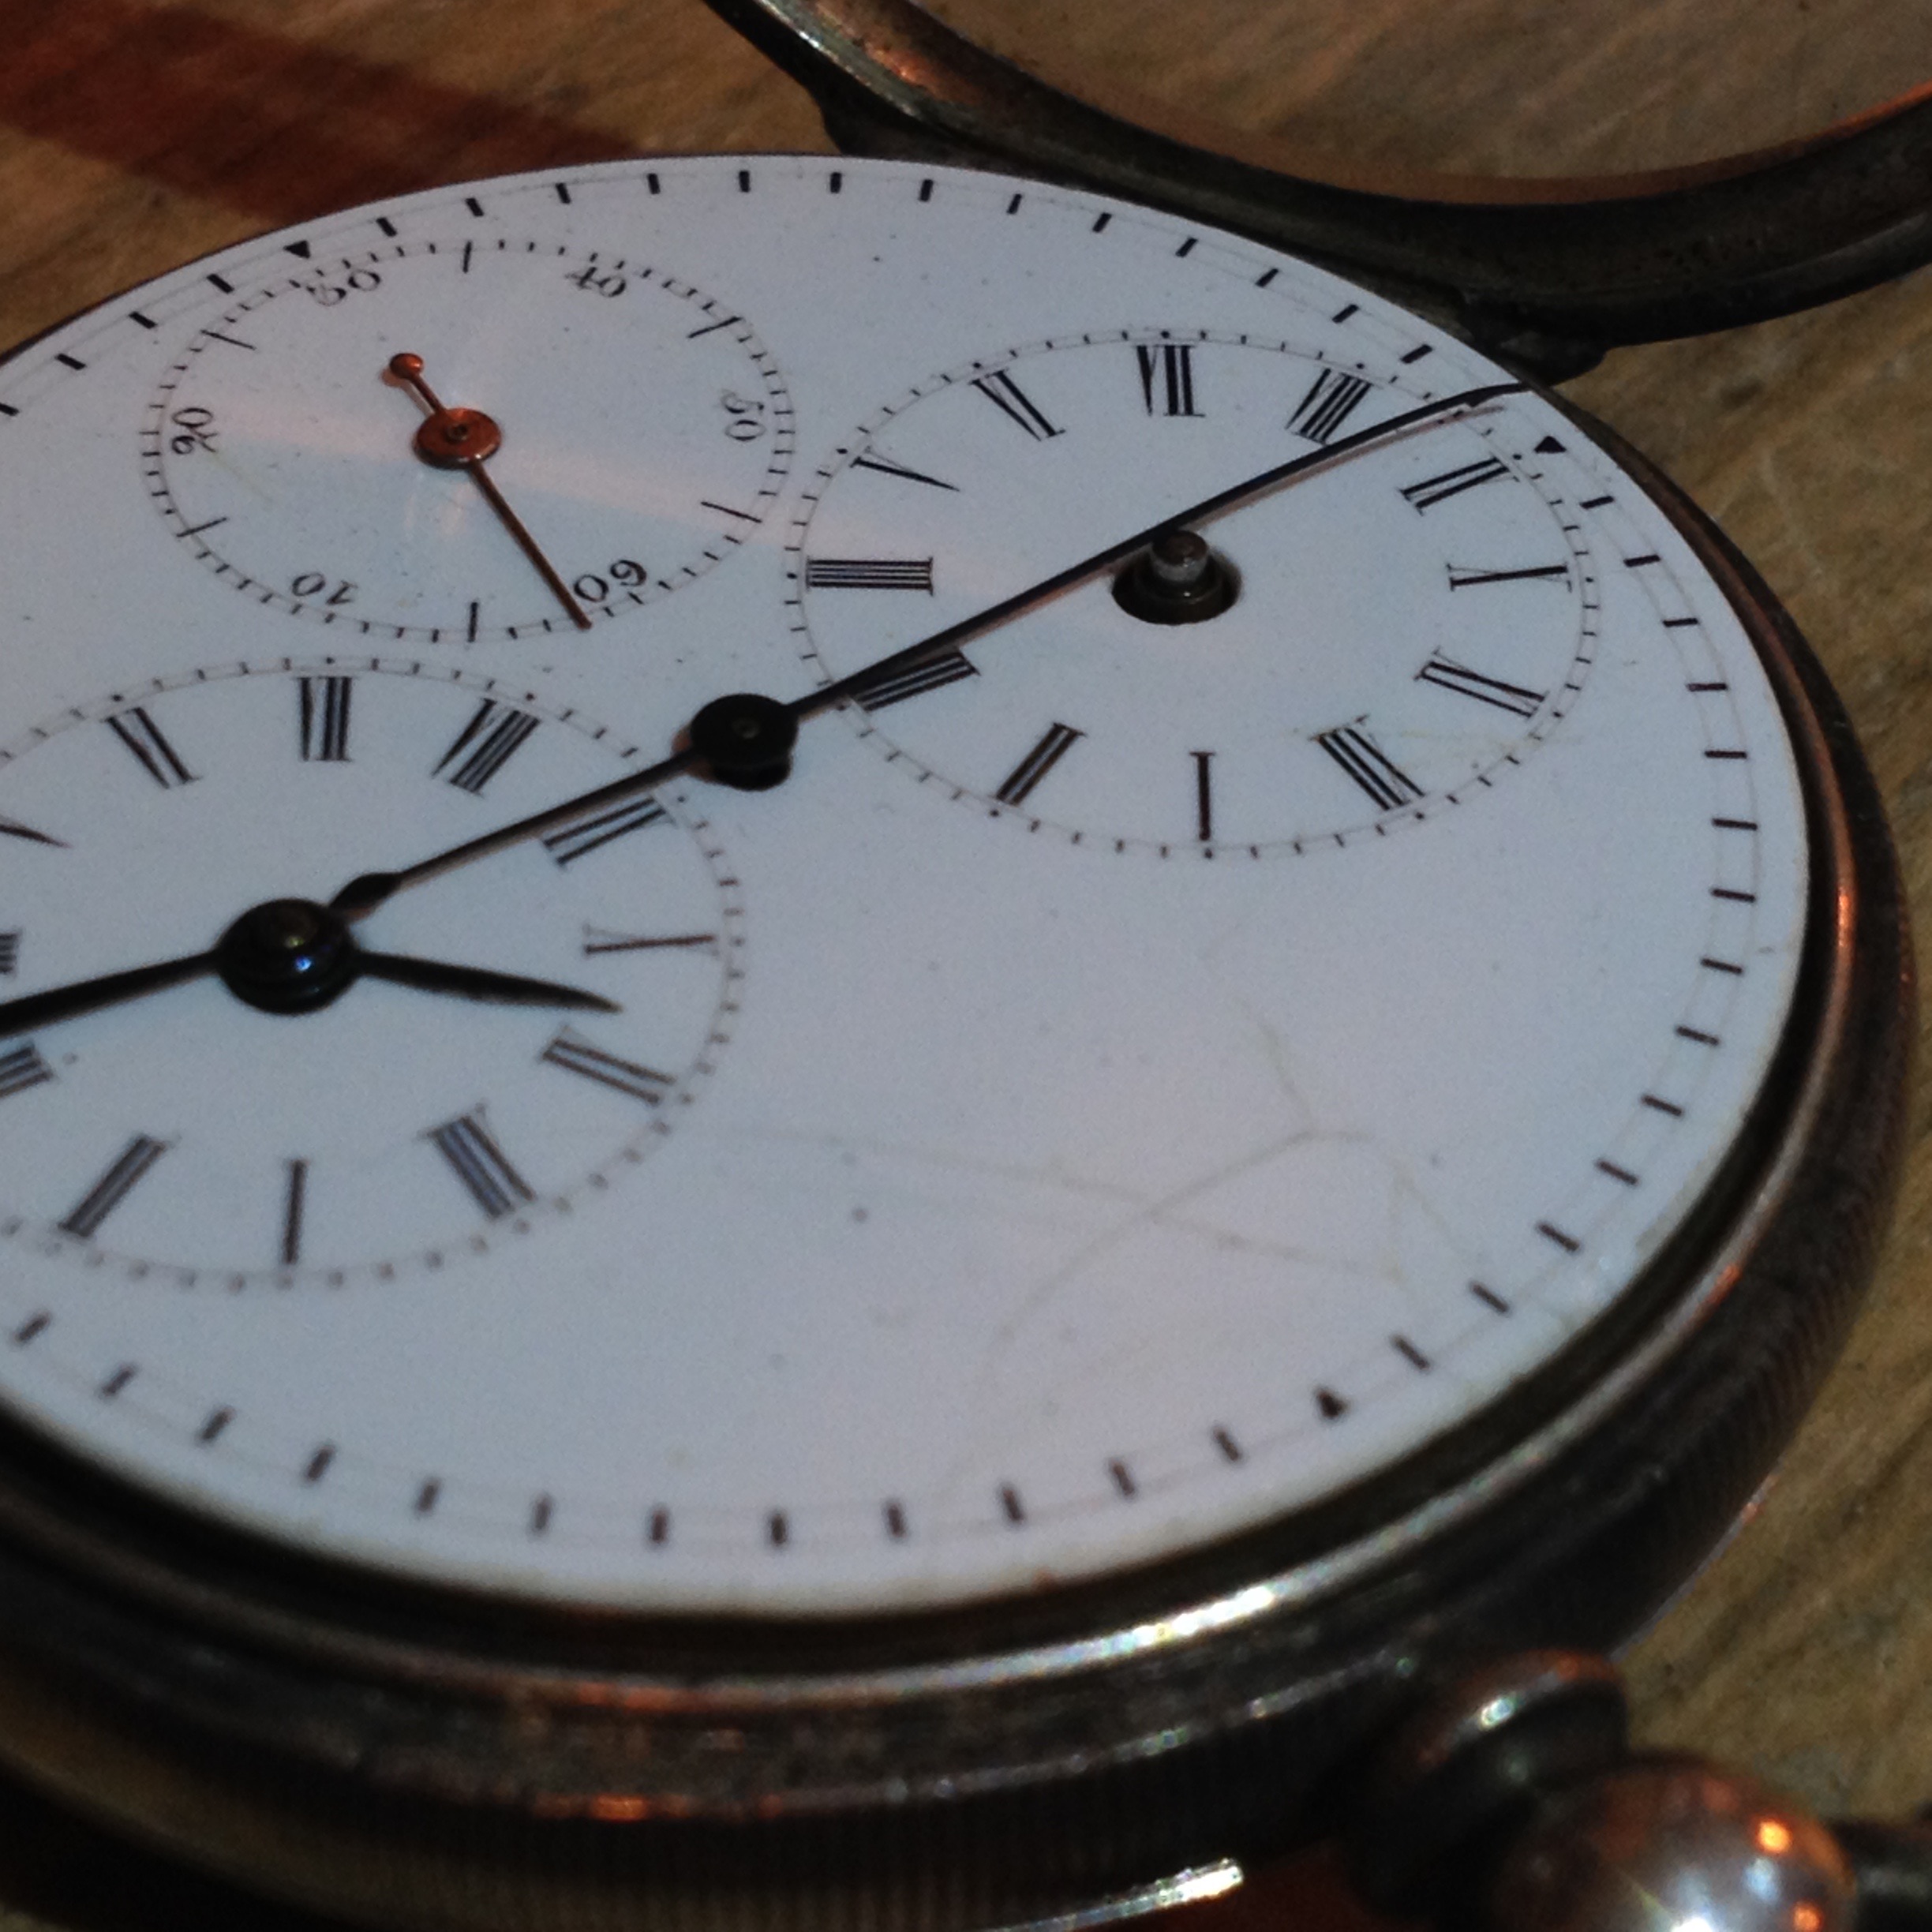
xmin=924 ymin=0 xmax=1932 ymax=185
xmin=0 ymin=2 xmax=1926 ymax=1926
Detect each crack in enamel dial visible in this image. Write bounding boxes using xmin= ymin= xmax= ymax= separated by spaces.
xmin=144 ymin=233 xmax=793 ymax=642
xmin=789 ymin=329 xmax=1601 ymax=855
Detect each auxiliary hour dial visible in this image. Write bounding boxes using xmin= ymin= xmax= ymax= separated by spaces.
xmin=792 ymin=330 xmax=1598 ymax=855
xmin=0 ymin=659 xmax=743 ymax=1286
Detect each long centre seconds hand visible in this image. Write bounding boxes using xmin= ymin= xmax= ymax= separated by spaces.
xmin=331 ymin=380 xmax=1526 ymax=919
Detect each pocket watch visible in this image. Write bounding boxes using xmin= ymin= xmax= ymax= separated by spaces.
xmin=0 ymin=6 xmax=1915 ymax=1930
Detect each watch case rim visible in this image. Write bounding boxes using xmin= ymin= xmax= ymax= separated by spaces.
xmin=0 ymin=369 xmax=1906 ymax=1932
xmin=700 ymin=0 xmax=1932 ymax=371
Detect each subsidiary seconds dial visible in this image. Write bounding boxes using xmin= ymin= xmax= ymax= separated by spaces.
xmin=146 ymin=235 xmax=793 ymax=642
xmin=791 ymin=330 xmax=1596 ymax=853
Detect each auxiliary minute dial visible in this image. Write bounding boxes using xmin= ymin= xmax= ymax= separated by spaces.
xmin=145 ymin=236 xmax=793 ymax=642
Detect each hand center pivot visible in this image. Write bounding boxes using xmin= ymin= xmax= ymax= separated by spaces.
xmin=215 ymin=899 xmax=357 ymax=1015
xmin=410 ymin=406 xmax=504 ymax=470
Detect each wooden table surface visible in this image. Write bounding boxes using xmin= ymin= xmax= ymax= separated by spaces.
xmin=0 ymin=3 xmax=1930 ymax=1926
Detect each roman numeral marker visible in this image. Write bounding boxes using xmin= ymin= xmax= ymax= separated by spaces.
xmin=1136 ymin=343 xmax=1202 ymax=417
xmin=849 ymin=649 xmax=979 ymax=711
xmin=1193 ymin=751 xmax=1215 ymax=842
xmin=995 ymin=723 xmax=1083 ymax=805
xmin=0 ymin=1043 xmax=52 ymax=1099
xmin=1316 ymin=725 xmax=1421 ymax=811
xmin=541 ymin=797 xmax=667 ymax=866
xmin=1415 ymin=655 xmax=1547 ymax=717
xmin=972 ymin=369 xmax=1061 ymax=440
xmin=107 ymin=707 xmax=195 ymax=788
xmin=541 ymin=1028 xmax=674 ymax=1104
xmin=1289 ymin=369 xmax=1372 ymax=443
xmin=428 ymin=1113 xmax=532 ymax=1220
xmin=298 ymin=676 xmax=353 ymax=761
xmin=433 ymin=701 xmax=539 ymax=795
xmin=61 ymin=1136 xmax=167 ymax=1238
xmin=1446 ymin=563 xmax=1571 ymax=590
xmin=0 ymin=932 xmax=17 ymax=975
xmin=282 ymin=1159 xmax=307 ymax=1266
xmin=581 ymin=927 xmax=717 ymax=956
xmin=1400 ymin=458 xmax=1511 ymax=511
xmin=803 ymin=557 xmax=935 ymax=593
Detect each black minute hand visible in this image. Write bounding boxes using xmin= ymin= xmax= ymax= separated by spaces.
xmin=331 ymin=380 xmax=1526 ymax=920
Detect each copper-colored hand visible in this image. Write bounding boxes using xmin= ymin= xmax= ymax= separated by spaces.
xmin=387 ymin=352 xmax=593 ymax=631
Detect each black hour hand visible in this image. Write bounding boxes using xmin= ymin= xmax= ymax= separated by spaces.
xmin=0 ymin=952 xmax=215 ymax=1043
xmin=357 ymin=951 xmax=618 ymax=1013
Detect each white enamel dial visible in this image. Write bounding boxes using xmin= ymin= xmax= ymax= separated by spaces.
xmin=0 ymin=158 xmax=1807 ymax=1616
xmin=144 ymin=234 xmax=793 ymax=640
